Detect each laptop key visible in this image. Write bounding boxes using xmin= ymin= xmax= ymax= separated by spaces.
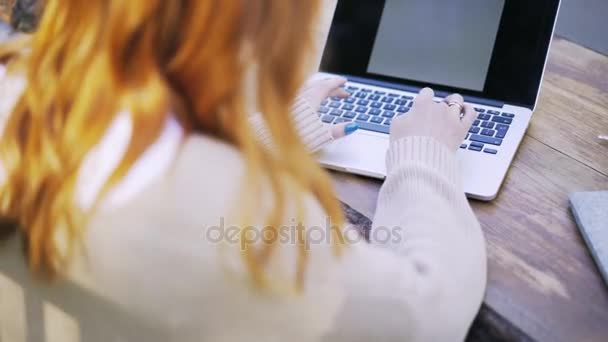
xmin=475 ymin=108 xmax=485 ymax=113
xmin=382 ymin=111 xmax=395 ymax=118
xmin=478 ymin=114 xmax=491 ymax=120
xmin=356 ymin=114 xmax=370 ymax=122
xmin=374 ymin=90 xmax=386 ymax=95
xmin=383 ymin=119 xmax=392 ymax=126
xmin=398 ymin=106 xmax=409 ymax=113
xmin=502 ymin=112 xmax=515 ymax=118
xmin=321 ymin=115 xmax=335 ymax=123
xmin=369 ymin=108 xmax=382 ymax=116
xmin=470 ymin=142 xmax=484 ymax=148
xmin=395 ymin=99 xmax=407 ymax=106
xmin=473 ymin=120 xmax=481 ymax=126
xmin=335 ymin=118 xmax=349 ymax=124
xmin=358 ymin=121 xmax=390 ymax=134
xmin=469 ymin=145 xmax=483 ymax=152
xmin=370 ymin=116 xmax=384 ymax=124
xmin=496 ymin=131 xmax=507 ymax=139
xmin=356 ymin=106 xmax=368 ymax=113
xmin=329 ymin=102 xmax=341 ymax=108
xmin=330 ymin=109 xmax=343 ymax=116
xmin=481 ymin=121 xmax=495 ymax=129
xmin=492 ymin=116 xmax=513 ymax=124
xmin=370 ymin=102 xmax=383 ymax=108
xmin=384 ymin=104 xmax=397 ymax=111
xmin=318 ymin=106 xmax=330 ymax=114
xmin=484 ymin=148 xmax=498 ymax=155
xmin=487 ymin=110 xmax=500 ymax=115
xmin=401 ymin=95 xmax=414 ymax=100
xmin=407 ymin=101 xmax=414 ymax=107
xmin=388 ymin=93 xmax=400 ymax=97
xmin=355 ymin=93 xmax=367 ymax=99
xmin=460 ymin=144 xmax=468 ymax=149
xmin=470 ymin=134 xmax=503 ymax=146
xmin=342 ymin=104 xmax=355 ymax=111
xmin=496 ymin=123 xmax=509 ymax=131
xmin=481 ymin=129 xmax=496 ymax=136
xmin=369 ymin=94 xmax=381 ymax=101
xmin=382 ymin=97 xmax=394 ymax=103
xmin=357 ymin=99 xmax=370 ymax=106
xmin=343 ymin=112 xmax=356 ymax=119
xmin=362 ymin=88 xmax=372 ymax=93
xmin=469 ymin=126 xmax=481 ymax=134
xmin=344 ymin=97 xmax=356 ymax=104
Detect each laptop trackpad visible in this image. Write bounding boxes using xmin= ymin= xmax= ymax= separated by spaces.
xmin=317 ymin=132 xmax=388 ymax=178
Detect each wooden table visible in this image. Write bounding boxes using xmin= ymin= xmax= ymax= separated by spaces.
xmin=330 ymin=37 xmax=608 ymax=341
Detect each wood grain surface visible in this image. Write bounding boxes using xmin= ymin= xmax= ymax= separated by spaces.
xmin=328 ymin=35 xmax=608 ymax=342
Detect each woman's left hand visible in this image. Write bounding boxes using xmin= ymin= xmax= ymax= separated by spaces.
xmin=297 ymin=76 xmax=359 ymax=139
xmin=249 ymin=75 xmax=359 ymax=153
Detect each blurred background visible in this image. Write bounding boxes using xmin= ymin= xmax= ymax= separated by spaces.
xmin=0 ymin=0 xmax=13 ymax=41
xmin=1 ymin=0 xmax=607 ymax=54
xmin=556 ymin=0 xmax=608 ymax=56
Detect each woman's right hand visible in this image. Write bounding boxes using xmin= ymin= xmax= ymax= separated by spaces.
xmin=390 ymin=87 xmax=476 ymax=150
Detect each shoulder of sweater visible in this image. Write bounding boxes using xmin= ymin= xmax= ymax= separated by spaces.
xmin=166 ymin=134 xmax=340 ymax=258
xmin=169 ymin=134 xmax=327 ymax=217
xmin=0 ymin=68 xmax=26 ymax=122
xmin=157 ymin=134 xmax=247 ymax=212
xmin=174 ymin=134 xmax=247 ymax=183
xmin=0 ymin=69 xmax=25 ymax=184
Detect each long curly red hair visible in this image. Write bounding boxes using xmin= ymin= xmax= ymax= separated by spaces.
xmin=0 ymin=0 xmax=344 ymax=291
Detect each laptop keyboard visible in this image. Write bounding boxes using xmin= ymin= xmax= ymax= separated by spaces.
xmin=318 ymin=85 xmax=513 ymax=155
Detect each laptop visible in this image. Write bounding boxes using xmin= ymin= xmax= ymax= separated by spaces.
xmin=316 ymin=0 xmax=561 ymax=200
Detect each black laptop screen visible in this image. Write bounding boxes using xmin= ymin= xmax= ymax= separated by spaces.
xmin=320 ymin=0 xmax=560 ymax=108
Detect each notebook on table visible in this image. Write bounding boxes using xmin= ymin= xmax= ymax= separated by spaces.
xmin=569 ymin=191 xmax=608 ymax=286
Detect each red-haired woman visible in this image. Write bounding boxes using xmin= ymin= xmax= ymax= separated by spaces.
xmin=0 ymin=1 xmax=485 ymax=340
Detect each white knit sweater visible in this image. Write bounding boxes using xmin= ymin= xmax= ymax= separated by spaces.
xmin=0 ymin=70 xmax=487 ymax=341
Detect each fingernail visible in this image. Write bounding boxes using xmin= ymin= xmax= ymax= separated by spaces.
xmin=344 ymin=123 xmax=359 ymax=136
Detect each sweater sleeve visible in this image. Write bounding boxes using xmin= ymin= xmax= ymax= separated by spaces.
xmin=324 ymin=136 xmax=487 ymax=341
xmin=0 ymin=67 xmax=25 ymax=132
xmin=76 ymin=135 xmax=486 ymax=341
xmin=0 ymin=68 xmax=26 ymax=184
xmin=249 ymin=95 xmax=333 ymax=153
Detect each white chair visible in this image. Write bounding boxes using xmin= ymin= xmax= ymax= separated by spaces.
xmin=0 ymin=233 xmax=170 ymax=342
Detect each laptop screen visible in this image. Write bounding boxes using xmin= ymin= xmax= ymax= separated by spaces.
xmin=320 ymin=0 xmax=560 ymax=108
xmin=368 ymin=0 xmax=504 ymax=92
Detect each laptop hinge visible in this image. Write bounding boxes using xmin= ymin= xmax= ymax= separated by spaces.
xmin=343 ymin=75 xmax=505 ymax=108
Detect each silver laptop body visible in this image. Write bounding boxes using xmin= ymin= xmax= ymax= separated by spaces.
xmin=317 ymin=0 xmax=561 ymax=200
